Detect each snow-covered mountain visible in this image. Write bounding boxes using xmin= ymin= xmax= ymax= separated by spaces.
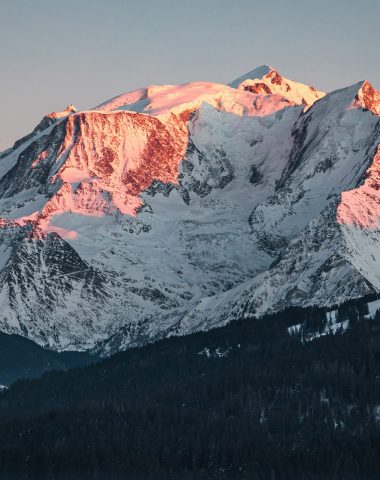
xmin=228 ymin=65 xmax=325 ymax=108
xmin=0 ymin=65 xmax=379 ymax=355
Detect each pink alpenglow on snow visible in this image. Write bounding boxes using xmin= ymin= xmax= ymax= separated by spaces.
xmin=2 ymin=65 xmax=380 ymax=353
xmin=0 ymin=68 xmax=317 ymax=241
xmin=337 ymin=146 xmax=380 ymax=228
xmin=353 ymin=81 xmax=380 ymax=115
xmin=46 ymin=104 xmax=77 ymax=120
xmin=229 ymin=66 xmax=325 ymax=109
xmin=46 ymin=225 xmax=78 ymax=240
xmin=96 ymin=81 xmax=297 ymax=118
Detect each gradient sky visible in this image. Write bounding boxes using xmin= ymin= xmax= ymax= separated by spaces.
xmin=1 ymin=0 xmax=380 ymax=150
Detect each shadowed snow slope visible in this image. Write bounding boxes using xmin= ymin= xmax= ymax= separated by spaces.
xmin=0 ymin=66 xmax=379 ymax=355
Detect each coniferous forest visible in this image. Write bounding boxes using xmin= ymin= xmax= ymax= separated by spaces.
xmin=0 ymin=332 xmax=96 ymax=386
xmin=0 ymin=303 xmax=380 ymax=479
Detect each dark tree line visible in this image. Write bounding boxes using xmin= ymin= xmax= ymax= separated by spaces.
xmin=0 ymin=331 xmax=96 ymax=386
xmin=0 ymin=301 xmax=380 ymax=479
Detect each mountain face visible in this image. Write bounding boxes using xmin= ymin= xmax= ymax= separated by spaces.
xmin=0 ymin=65 xmax=379 ymax=355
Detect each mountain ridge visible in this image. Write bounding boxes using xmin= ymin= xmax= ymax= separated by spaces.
xmin=0 ymin=66 xmax=379 ymax=355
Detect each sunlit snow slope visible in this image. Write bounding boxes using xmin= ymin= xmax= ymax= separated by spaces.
xmin=0 ymin=65 xmax=379 ymax=355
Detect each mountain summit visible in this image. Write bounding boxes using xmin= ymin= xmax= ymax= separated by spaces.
xmin=228 ymin=64 xmax=273 ymax=87
xmin=0 ymin=66 xmax=378 ymax=354
xmin=229 ymin=65 xmax=325 ymax=108
xmin=355 ymin=80 xmax=380 ymax=115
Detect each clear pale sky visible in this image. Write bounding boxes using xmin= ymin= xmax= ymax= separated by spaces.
xmin=1 ymin=0 xmax=379 ymax=150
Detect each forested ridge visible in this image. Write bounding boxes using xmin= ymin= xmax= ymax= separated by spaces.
xmin=0 ymin=332 xmax=96 ymax=385
xmin=0 ymin=301 xmax=380 ymax=479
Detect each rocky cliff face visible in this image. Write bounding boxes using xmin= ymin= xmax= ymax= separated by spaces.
xmin=0 ymin=66 xmax=379 ymax=354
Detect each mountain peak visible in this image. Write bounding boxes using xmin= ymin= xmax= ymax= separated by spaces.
xmin=228 ymin=65 xmax=273 ymax=88
xmin=47 ymin=104 xmax=77 ymax=120
xmin=230 ymin=66 xmax=325 ymax=109
xmin=356 ymin=80 xmax=380 ymax=115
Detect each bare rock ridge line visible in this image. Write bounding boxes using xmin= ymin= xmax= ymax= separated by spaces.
xmin=0 ymin=65 xmax=379 ymax=355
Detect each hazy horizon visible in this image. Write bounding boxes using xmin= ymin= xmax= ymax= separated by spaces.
xmin=1 ymin=0 xmax=380 ymax=150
